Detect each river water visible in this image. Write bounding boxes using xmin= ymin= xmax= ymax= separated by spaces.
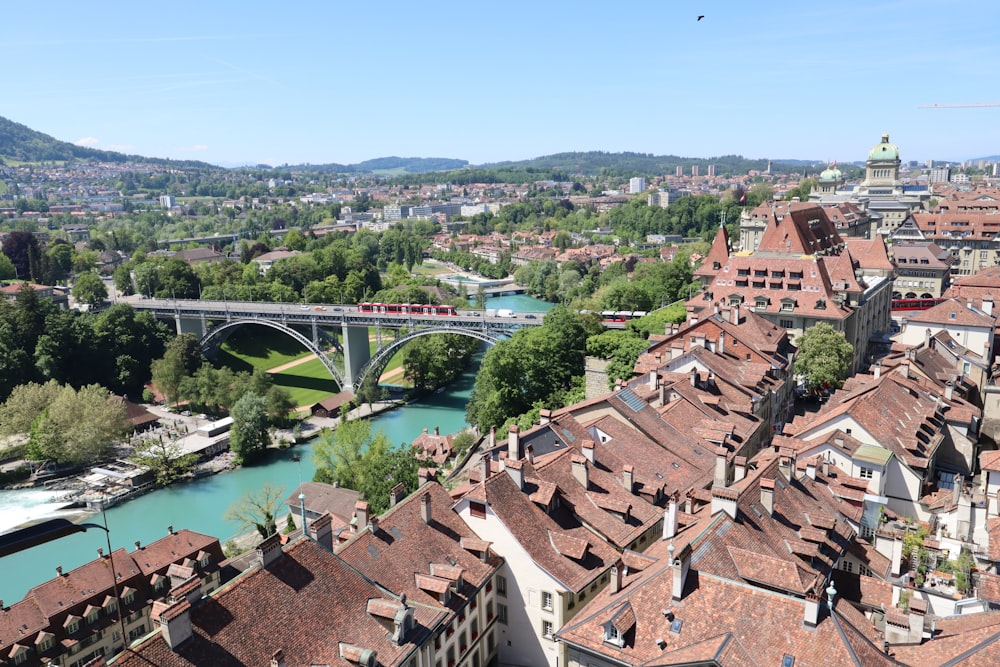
xmin=0 ymin=294 xmax=552 ymax=604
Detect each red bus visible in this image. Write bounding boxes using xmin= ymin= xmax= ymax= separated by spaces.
xmin=357 ymin=303 xmax=457 ymax=316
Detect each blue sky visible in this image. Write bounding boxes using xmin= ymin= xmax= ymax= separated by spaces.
xmin=4 ymin=0 xmax=999 ymax=167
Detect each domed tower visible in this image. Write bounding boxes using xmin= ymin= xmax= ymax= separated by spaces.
xmin=861 ymin=132 xmax=902 ymax=195
xmin=814 ymin=162 xmax=843 ymax=195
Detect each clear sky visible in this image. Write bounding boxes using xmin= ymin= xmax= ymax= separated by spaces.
xmin=4 ymin=0 xmax=999 ymax=168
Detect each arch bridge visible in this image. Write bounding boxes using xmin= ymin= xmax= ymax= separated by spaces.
xmin=129 ymin=298 xmax=531 ymax=392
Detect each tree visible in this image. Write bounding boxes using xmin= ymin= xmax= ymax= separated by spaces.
xmin=151 ymin=334 xmax=205 ymax=407
xmin=229 ymin=392 xmax=270 ymax=464
xmin=1 ymin=231 xmax=40 ymax=280
xmin=224 ymin=483 xmax=285 ymax=539
xmin=312 ymin=419 xmax=387 ymax=490
xmin=130 ymin=435 xmax=197 ymax=485
xmin=0 ymin=253 xmax=16 ymax=280
xmin=72 ymin=272 xmax=108 ymax=309
xmin=794 ymin=322 xmax=853 ymax=392
xmin=586 ymin=330 xmax=650 ymax=388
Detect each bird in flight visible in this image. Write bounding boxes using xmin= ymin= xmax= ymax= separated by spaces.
xmin=697 ymin=15 xmax=705 ymax=20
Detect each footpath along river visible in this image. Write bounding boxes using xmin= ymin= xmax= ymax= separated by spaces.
xmin=0 ymin=294 xmax=552 ymax=604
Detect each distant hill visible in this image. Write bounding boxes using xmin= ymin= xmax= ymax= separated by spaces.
xmin=290 ymin=156 xmax=468 ymax=174
xmin=476 ymin=151 xmax=778 ymax=177
xmin=0 ymin=115 xmax=214 ymax=168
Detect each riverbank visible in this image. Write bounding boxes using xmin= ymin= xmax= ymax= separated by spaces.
xmin=0 ymin=397 xmax=406 ymax=532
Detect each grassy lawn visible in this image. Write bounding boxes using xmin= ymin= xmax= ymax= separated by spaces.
xmin=219 ymin=326 xmax=312 ymax=370
xmin=268 ymin=357 xmax=340 ymax=408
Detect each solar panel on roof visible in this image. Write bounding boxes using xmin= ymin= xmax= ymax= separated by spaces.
xmin=618 ymin=389 xmax=646 ymax=413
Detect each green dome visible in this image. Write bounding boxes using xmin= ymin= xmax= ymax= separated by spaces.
xmin=868 ymin=133 xmax=900 ymax=162
xmin=820 ymin=166 xmax=842 ymax=180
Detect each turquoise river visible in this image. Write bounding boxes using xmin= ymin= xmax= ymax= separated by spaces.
xmin=0 ymin=294 xmax=552 ymax=604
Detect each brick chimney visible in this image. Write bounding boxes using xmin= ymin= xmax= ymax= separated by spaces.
xmin=308 ymin=512 xmax=333 ymax=550
xmin=421 ymin=492 xmax=432 ymax=525
xmin=488 ymin=426 xmax=496 ymax=450
xmin=690 ymin=367 xmax=699 ymax=388
xmin=525 ymin=444 xmax=534 ymax=464
xmin=581 ymin=439 xmax=595 ymax=464
xmin=539 ymin=409 xmax=552 ymax=425
xmin=354 ymin=501 xmax=370 ymax=532
xmin=571 ymin=454 xmax=589 ymax=489
xmin=945 ymin=381 xmax=954 ymax=401
xmin=622 ymin=465 xmax=635 ymax=494
xmin=508 ymin=425 xmax=521 ymax=461
xmin=418 ymin=467 xmax=437 ymax=485
xmin=649 ymin=370 xmax=658 ymax=390
xmin=256 ymin=533 xmax=283 ymax=568
xmin=760 ymin=477 xmax=775 ymax=516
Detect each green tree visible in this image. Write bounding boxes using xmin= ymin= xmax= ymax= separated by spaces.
xmin=129 ymin=436 xmax=197 ymax=486
xmin=312 ymin=420 xmax=387 ymax=490
xmin=224 ymin=483 xmax=285 ymax=539
xmin=229 ymin=391 xmax=270 ymax=464
xmin=71 ymin=271 xmax=108 ymax=309
xmin=794 ymin=322 xmax=853 ymax=392
xmin=586 ymin=330 xmax=649 ymax=388
xmin=0 ymin=253 xmax=15 ymax=280
xmin=357 ymin=441 xmax=421 ymax=514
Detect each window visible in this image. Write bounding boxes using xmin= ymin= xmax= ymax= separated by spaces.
xmin=859 ymin=467 xmax=874 ymax=479
xmin=496 ymin=575 xmax=506 ymax=597
xmin=542 ymin=620 xmax=554 ymax=639
xmin=780 ymin=302 xmax=794 ymax=312
xmin=779 ymin=319 xmax=794 ymax=329
xmin=38 ymin=637 xmax=53 ymax=652
xmin=842 ymin=560 xmax=854 ymax=573
xmin=470 ymin=501 xmax=486 ymax=519
xmin=604 ymin=624 xmax=621 ymax=645
xmin=498 ymin=604 xmax=508 ymax=625
xmin=486 ymin=600 xmax=494 ymax=621
xmin=541 ymin=591 xmax=553 ymax=611
xmin=13 ymin=649 xmax=27 ymax=665
xmin=128 ymin=626 xmax=146 ymax=641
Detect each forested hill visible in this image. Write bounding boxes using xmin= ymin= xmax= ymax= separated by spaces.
xmin=289 ymin=156 xmax=470 ymax=174
xmin=480 ymin=151 xmax=784 ymax=177
xmin=0 ymin=115 xmax=214 ymax=168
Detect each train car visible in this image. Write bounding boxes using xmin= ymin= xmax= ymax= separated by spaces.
xmin=891 ymin=298 xmax=944 ymax=312
xmin=600 ymin=310 xmax=649 ymax=323
xmin=358 ymin=303 xmax=457 ymax=316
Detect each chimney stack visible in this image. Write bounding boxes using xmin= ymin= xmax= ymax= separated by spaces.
xmin=900 ymin=360 xmax=910 ymax=379
xmin=874 ymin=362 xmax=881 ymax=380
xmin=670 ymin=543 xmax=691 ymax=601
xmin=488 ymin=426 xmax=496 ymax=450
xmin=581 ymin=439 xmax=595 ymax=464
xmin=718 ymin=330 xmax=725 ymax=355
xmin=421 ymin=492 xmax=432 ymax=525
xmin=505 ymin=459 xmax=524 ymax=490
xmin=434 ymin=426 xmax=440 ymax=436
xmin=690 ymin=368 xmax=699 ymax=388
xmin=153 ymin=599 xmax=193 ymax=650
xmin=663 ymin=493 xmax=679 ymax=540
xmin=714 ymin=446 xmax=730 ymax=487
xmin=390 ymin=482 xmax=406 ymax=507
xmin=760 ymin=477 xmax=775 ymax=516
xmin=649 ymin=370 xmax=658 ymax=390
xmin=308 ymin=512 xmax=333 ymax=551
xmin=805 ymin=459 xmax=817 ymax=480
xmin=610 ymin=561 xmax=624 ymax=594
xmin=571 ymin=454 xmax=589 ymax=489
xmin=168 ymin=525 xmax=174 ymax=535
xmin=508 ymin=425 xmax=521 ymax=461
xmin=480 ymin=454 xmax=491 ymax=484
xmin=271 ymin=649 xmax=286 ymax=667
xmin=622 ymin=465 xmax=635 ymax=494
xmin=354 ymin=501 xmax=370 ymax=532
xmin=525 ymin=444 xmax=534 ymax=464
xmin=733 ymin=456 xmax=747 ymax=482
xmin=804 ymin=593 xmax=820 ymax=627
xmin=710 ymin=484 xmax=738 ymax=519
xmin=983 ymin=295 xmax=994 ymax=317
xmin=945 ymin=381 xmax=954 ymax=401
xmin=539 ymin=409 xmax=552 ymax=425
xmin=256 ymin=533 xmax=283 ymax=569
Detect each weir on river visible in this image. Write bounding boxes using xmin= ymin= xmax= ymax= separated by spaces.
xmin=0 ymin=294 xmax=552 ymax=604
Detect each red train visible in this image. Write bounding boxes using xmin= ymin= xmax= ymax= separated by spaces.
xmin=891 ymin=298 xmax=944 ymax=312
xmin=357 ymin=302 xmax=458 ymax=316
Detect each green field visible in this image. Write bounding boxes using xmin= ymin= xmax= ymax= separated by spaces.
xmin=268 ymin=357 xmax=340 ymax=408
xmin=219 ymin=326 xmax=312 ymax=371
xmin=214 ymin=325 xmax=412 ymax=407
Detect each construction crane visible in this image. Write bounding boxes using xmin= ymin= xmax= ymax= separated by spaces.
xmin=917 ymin=101 xmax=1000 ymax=108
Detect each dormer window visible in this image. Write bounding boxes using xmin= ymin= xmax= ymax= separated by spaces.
xmin=755 ymin=298 xmax=768 ymax=310
xmin=603 ymin=623 xmax=623 ymax=647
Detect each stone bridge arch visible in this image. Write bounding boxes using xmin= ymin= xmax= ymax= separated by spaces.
xmin=199 ymin=319 xmax=345 ymax=390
